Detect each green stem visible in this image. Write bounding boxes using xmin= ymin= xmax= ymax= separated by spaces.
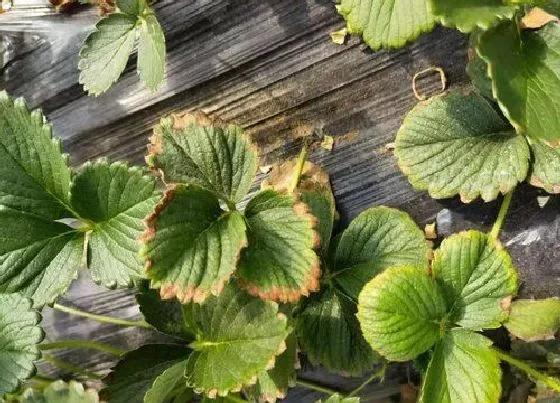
xmin=296 ymin=379 xmax=340 ymax=396
xmin=40 ymin=340 xmax=126 ymax=357
xmin=42 ymin=353 xmax=104 ymax=381
xmin=348 ymin=361 xmax=387 ymax=397
xmin=289 ymin=143 xmax=309 ymax=193
xmin=52 ymin=303 xmax=152 ymax=329
xmin=494 ymin=349 xmax=560 ymax=392
xmin=490 ymin=190 xmax=514 ymax=240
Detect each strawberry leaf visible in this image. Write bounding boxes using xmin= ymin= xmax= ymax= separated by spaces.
xmin=78 ymin=13 xmax=137 ymax=96
xmin=395 ymin=91 xmax=530 ymax=202
xmin=0 ymin=92 xmax=71 ymax=220
xmin=467 ymin=45 xmax=493 ymax=100
xmin=477 ymin=20 xmax=560 ymax=144
xmin=529 ymin=138 xmax=560 ymax=193
xmin=0 ymin=293 xmax=44 ymax=396
xmin=505 ymin=299 xmax=560 ymax=342
xmin=420 ymin=330 xmax=501 ymax=403
xmin=0 ymin=208 xmax=83 ymax=307
xmin=357 ymin=266 xmax=447 ymax=362
xmin=20 ymin=380 xmax=99 ymax=403
xmin=138 ymin=13 xmax=166 ymax=92
xmin=237 ymin=190 xmax=320 ymax=303
xmin=117 ymin=0 xmax=146 ymax=15
xmin=144 ymin=361 xmax=193 ymax=403
xmin=337 ymin=0 xmax=436 ymax=50
xmin=432 ymin=230 xmax=518 ymax=330
xmin=148 ymin=114 xmax=258 ymax=205
xmin=428 ymin=0 xmax=517 ymax=32
xmin=101 ymin=344 xmax=191 ymax=403
xmin=71 ymin=161 xmax=159 ymax=288
xmin=141 ymin=185 xmax=247 ymax=303
xmin=332 ymin=207 xmax=430 ymax=300
xmin=296 ymin=285 xmax=379 ymax=376
xmin=184 ymin=283 xmax=290 ymax=397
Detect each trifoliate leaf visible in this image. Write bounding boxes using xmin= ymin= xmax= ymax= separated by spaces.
xmin=262 ymin=160 xmax=335 ymax=256
xmin=20 ymin=380 xmax=99 ymax=403
xmin=117 ymin=0 xmax=146 ymax=15
xmin=477 ymin=20 xmax=560 ymax=144
xmin=237 ymin=190 xmax=320 ymax=303
xmin=246 ymin=331 xmax=297 ymax=402
xmin=320 ymin=394 xmax=360 ymax=403
xmin=71 ymin=161 xmax=159 ymax=288
xmin=467 ymin=46 xmax=493 ymax=100
xmin=138 ymin=14 xmax=166 ymax=92
xmin=428 ymin=0 xmax=518 ymax=32
xmin=357 ymin=266 xmax=447 ymax=362
xmin=0 ymin=208 xmax=83 ymax=307
xmin=78 ymin=13 xmax=137 ymax=96
xmin=0 ymin=293 xmax=44 ymax=396
xmin=337 ymin=0 xmax=436 ymax=50
xmin=184 ymin=283 xmax=290 ymax=397
xmin=136 ymin=282 xmax=194 ymax=340
xmin=296 ymin=285 xmax=379 ymax=376
xmin=505 ymin=299 xmax=560 ymax=342
xmin=332 ymin=207 xmax=430 ymax=300
xmin=147 ymin=113 xmax=258 ymax=205
xmin=141 ymin=185 xmax=247 ymax=303
xmin=432 ymin=230 xmax=518 ymax=330
xmin=0 ymin=92 xmax=71 ymax=220
xmin=529 ymin=139 xmax=560 ymax=193
xmin=420 ymin=330 xmax=501 ymax=403
xmin=144 ymin=361 xmax=192 ymax=403
xmin=101 ymin=344 xmax=191 ymax=403
xmin=395 ymin=91 xmax=530 ymax=202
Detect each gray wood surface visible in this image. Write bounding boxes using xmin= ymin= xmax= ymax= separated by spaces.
xmin=1 ymin=1 xmax=558 ymax=401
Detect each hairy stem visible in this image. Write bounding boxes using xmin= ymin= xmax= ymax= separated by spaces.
xmin=42 ymin=354 xmax=104 ymax=381
xmin=348 ymin=361 xmax=387 ymax=397
xmin=296 ymin=379 xmax=340 ymax=396
xmin=52 ymin=303 xmax=152 ymax=329
xmin=289 ymin=143 xmax=309 ymax=193
xmin=40 ymin=340 xmax=126 ymax=357
xmin=494 ymin=349 xmax=560 ymax=392
xmin=490 ymin=190 xmax=514 ymax=240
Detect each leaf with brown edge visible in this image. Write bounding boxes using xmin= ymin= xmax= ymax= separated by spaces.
xmin=147 ymin=112 xmax=258 ymax=206
xmin=261 ymin=159 xmax=336 ymax=255
xmin=237 ymin=189 xmax=321 ymax=303
xmin=529 ymin=138 xmax=560 ymax=194
xmin=140 ymin=185 xmax=247 ymax=304
xmin=505 ymin=299 xmax=560 ymax=342
xmin=184 ymin=282 xmax=290 ymax=397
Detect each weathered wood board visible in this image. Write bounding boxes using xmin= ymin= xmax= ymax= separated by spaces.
xmin=1 ymin=0 xmax=558 ymax=401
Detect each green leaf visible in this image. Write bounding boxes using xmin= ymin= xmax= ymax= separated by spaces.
xmin=0 ymin=208 xmax=83 ymax=307
xmin=71 ymin=161 xmax=159 ymax=288
xmin=78 ymin=13 xmax=137 ymax=96
xmin=477 ymin=20 xmax=560 ymax=144
xmin=148 ymin=114 xmax=258 ymax=205
xmin=262 ymin=160 xmax=336 ymax=255
xmin=201 ymin=395 xmax=244 ymax=403
xmin=136 ymin=282 xmax=194 ymax=340
xmin=184 ymin=283 xmax=290 ymax=397
xmin=395 ymin=91 xmax=530 ymax=202
xmin=0 ymin=92 xmax=71 ymax=220
xmin=144 ymin=361 xmax=193 ymax=403
xmin=428 ymin=0 xmax=518 ymax=32
xmin=432 ymin=230 xmax=518 ymax=330
xmin=357 ymin=266 xmax=447 ymax=362
xmin=246 ymin=331 xmax=297 ymax=402
xmin=20 ymin=380 xmax=99 ymax=403
xmin=117 ymin=0 xmax=146 ymax=15
xmin=141 ymin=185 xmax=247 ymax=303
xmin=0 ymin=293 xmax=44 ymax=396
xmin=296 ymin=285 xmax=379 ymax=376
xmin=529 ymin=139 xmax=560 ymax=193
xmin=505 ymin=299 xmax=560 ymax=342
xmin=337 ymin=0 xmax=436 ymax=50
xmin=420 ymin=330 xmax=501 ymax=403
xmin=467 ymin=46 xmax=494 ymax=100
xmin=320 ymin=394 xmax=360 ymax=403
xmin=237 ymin=190 xmax=320 ymax=303
xmin=101 ymin=344 xmax=191 ymax=403
xmin=332 ymin=206 xmax=430 ymax=300
xmin=138 ymin=14 xmax=166 ymax=92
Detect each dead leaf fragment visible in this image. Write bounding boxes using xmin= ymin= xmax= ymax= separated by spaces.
xmin=412 ymin=67 xmax=447 ymax=101
xmin=424 ymin=222 xmax=437 ymax=240
xmin=320 ymin=135 xmax=334 ymax=151
xmin=259 ymin=165 xmax=273 ymax=174
xmin=521 ymin=7 xmax=558 ymax=29
xmin=330 ymin=27 xmax=348 ymax=45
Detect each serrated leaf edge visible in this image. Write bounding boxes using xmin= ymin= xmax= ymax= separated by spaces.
xmin=428 ymin=1 xmax=518 ymax=33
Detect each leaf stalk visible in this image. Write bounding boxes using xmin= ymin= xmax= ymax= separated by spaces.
xmin=52 ymin=303 xmax=152 ymax=329
xmin=296 ymin=379 xmax=340 ymax=396
xmin=41 ymin=353 xmax=104 ymax=381
xmin=348 ymin=361 xmax=387 ymax=397
xmin=40 ymin=340 xmax=126 ymax=357
xmin=490 ymin=190 xmax=514 ymax=240
xmin=289 ymin=143 xmax=309 ymax=193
